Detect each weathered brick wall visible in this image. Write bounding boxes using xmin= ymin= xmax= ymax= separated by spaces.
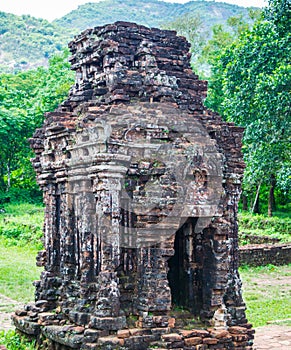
xmin=239 ymin=243 xmax=291 ymax=267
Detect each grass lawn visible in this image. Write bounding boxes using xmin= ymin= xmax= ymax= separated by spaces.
xmin=0 ymin=203 xmax=44 ymax=305
xmin=0 ymin=238 xmax=42 ymax=304
xmin=240 ymin=264 xmax=291 ymax=327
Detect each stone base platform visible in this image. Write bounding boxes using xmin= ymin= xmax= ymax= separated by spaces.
xmin=12 ymin=312 xmax=254 ymax=350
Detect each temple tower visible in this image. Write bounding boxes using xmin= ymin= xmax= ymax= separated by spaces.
xmin=13 ymin=22 xmax=254 ymax=349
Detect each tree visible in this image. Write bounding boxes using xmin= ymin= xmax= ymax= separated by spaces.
xmin=265 ymin=0 xmax=291 ymax=36
xmin=0 ymin=69 xmax=43 ymax=192
xmin=205 ymin=0 xmax=291 ymax=215
xmin=203 ymin=11 xmax=261 ymax=110
xmin=0 ymin=50 xmax=74 ymax=199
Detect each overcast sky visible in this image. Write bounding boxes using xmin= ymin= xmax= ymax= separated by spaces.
xmin=0 ymin=0 xmax=267 ymax=22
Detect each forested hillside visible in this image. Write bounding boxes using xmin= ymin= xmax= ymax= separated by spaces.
xmin=0 ymin=12 xmax=73 ymax=73
xmin=54 ymin=0 xmax=250 ymax=32
xmin=0 ymin=0 xmax=251 ymax=73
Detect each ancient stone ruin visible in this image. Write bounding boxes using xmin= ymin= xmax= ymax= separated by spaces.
xmin=13 ymin=22 xmax=254 ymax=349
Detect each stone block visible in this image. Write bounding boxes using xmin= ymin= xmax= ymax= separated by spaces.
xmin=228 ymin=326 xmax=248 ymax=334
xmin=203 ymin=337 xmax=218 ymax=345
xmin=98 ymin=335 xmax=123 ymax=346
xmin=231 ymin=334 xmax=249 ymax=342
xmin=15 ymin=309 xmax=27 ymax=317
xmin=12 ymin=316 xmax=40 ymax=336
xmin=42 ymin=325 xmax=84 ymax=349
xmin=195 ymin=345 xmax=207 ymax=350
xmin=81 ymin=343 xmax=99 ymax=350
xmin=184 ymin=337 xmax=203 ymax=346
xmin=69 ymin=311 xmax=90 ymax=326
xmin=38 ymin=312 xmax=56 ymax=323
xmin=89 ymin=316 xmax=126 ymax=330
xmin=162 ymin=333 xmax=182 ymax=342
xmin=83 ymin=328 xmax=108 ymax=343
xmin=117 ymin=329 xmax=130 ymax=338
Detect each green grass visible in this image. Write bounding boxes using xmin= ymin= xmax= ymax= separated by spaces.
xmin=240 ymin=264 xmax=291 ymax=327
xmin=0 ymin=203 xmax=43 ymax=303
xmin=0 ymin=238 xmax=42 ymax=303
xmin=0 ymin=203 xmax=43 ymax=349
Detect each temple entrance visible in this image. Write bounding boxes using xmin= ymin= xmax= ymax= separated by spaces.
xmin=167 ymin=218 xmax=203 ymax=316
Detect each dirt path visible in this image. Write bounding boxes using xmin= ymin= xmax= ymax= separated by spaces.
xmin=253 ymin=325 xmax=291 ymax=350
xmin=0 ymin=312 xmax=12 ymax=332
xmin=0 ymin=294 xmax=23 ymax=332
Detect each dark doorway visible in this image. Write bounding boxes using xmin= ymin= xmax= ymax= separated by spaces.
xmin=167 ymin=218 xmax=203 ymax=315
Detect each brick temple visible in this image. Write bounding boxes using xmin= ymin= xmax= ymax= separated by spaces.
xmin=13 ymin=22 xmax=254 ymax=349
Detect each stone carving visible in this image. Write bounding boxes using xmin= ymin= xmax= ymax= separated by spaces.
xmin=13 ymin=21 xmax=254 ymax=349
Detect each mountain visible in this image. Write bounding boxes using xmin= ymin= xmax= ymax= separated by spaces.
xmin=0 ymin=0 xmax=254 ymax=73
xmin=54 ymin=0 xmax=250 ymax=32
xmin=0 ymin=12 xmax=73 ymax=73
xmin=53 ymin=0 xmax=183 ymax=30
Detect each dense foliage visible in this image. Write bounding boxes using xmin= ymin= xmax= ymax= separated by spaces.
xmin=0 ymin=51 xmax=74 ymax=201
xmin=0 ymin=330 xmax=35 ymax=350
xmin=0 ymin=203 xmax=44 ymax=248
xmin=205 ymin=0 xmax=291 ymax=215
xmin=239 ymin=210 xmax=291 ymax=244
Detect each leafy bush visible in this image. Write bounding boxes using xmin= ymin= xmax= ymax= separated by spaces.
xmin=0 ymin=188 xmax=42 ymax=206
xmin=0 ymin=203 xmax=44 ymax=249
xmin=0 ymin=330 xmax=35 ymax=350
xmin=238 ymin=211 xmax=291 ymax=243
